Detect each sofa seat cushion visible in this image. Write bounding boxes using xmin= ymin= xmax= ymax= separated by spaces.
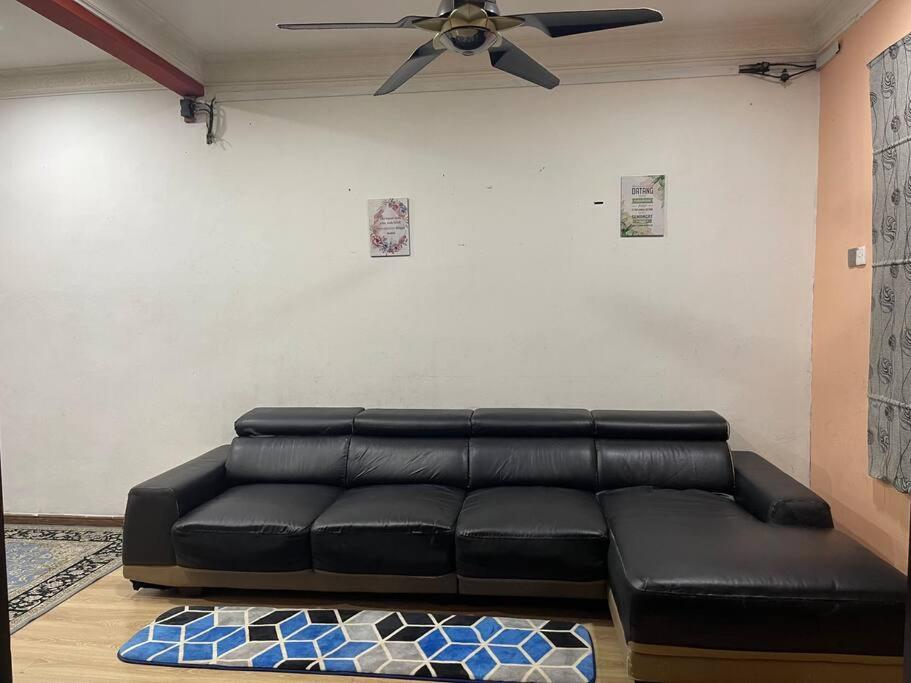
xmin=172 ymin=484 xmax=340 ymax=572
xmin=311 ymin=485 xmax=464 ymax=576
xmin=456 ymin=487 xmax=608 ymax=581
xmin=601 ymin=487 xmax=906 ymax=657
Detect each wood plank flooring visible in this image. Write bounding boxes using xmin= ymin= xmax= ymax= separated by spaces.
xmin=11 ymin=572 xmax=633 ymax=682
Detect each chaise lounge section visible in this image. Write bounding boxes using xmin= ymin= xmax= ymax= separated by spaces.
xmin=122 ymin=407 xmax=906 ymax=682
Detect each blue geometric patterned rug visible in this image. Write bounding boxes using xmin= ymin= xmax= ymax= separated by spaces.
xmin=118 ymin=606 xmax=596 ymax=682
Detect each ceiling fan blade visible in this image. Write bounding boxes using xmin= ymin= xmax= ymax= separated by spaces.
xmin=489 ymin=38 xmax=560 ymax=90
xmin=490 ymin=16 xmax=526 ymax=31
xmin=375 ymin=41 xmax=446 ymax=96
xmin=278 ymin=16 xmax=434 ymax=30
xmin=507 ymin=9 xmax=663 ymax=38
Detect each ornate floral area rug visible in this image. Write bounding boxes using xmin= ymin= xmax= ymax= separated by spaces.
xmin=6 ymin=525 xmax=122 ymax=633
xmin=119 ymin=606 xmax=596 ymax=682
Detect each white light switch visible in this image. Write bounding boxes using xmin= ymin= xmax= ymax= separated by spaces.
xmin=848 ymin=246 xmax=867 ymax=268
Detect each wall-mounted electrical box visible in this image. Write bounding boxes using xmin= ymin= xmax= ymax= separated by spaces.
xmin=848 ymin=246 xmax=867 ymax=268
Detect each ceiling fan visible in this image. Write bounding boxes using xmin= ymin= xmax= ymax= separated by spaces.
xmin=278 ymin=1 xmax=663 ymax=95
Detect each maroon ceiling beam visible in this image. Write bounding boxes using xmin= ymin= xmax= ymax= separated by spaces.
xmin=17 ymin=0 xmax=204 ymax=97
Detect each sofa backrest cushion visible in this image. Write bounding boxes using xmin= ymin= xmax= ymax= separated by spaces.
xmin=468 ymin=409 xmax=597 ymax=489
xmin=234 ymin=407 xmax=364 ymax=437
xmin=347 ymin=437 xmax=468 ymax=487
xmin=596 ymin=440 xmax=734 ymax=493
xmin=594 ymin=411 xmax=734 ymax=493
xmin=469 ymin=437 xmax=597 ymax=489
xmin=226 ymin=436 xmax=349 ymax=486
xmin=347 ymin=409 xmax=471 ymax=487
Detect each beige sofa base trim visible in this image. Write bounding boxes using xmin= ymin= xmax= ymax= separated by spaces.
xmin=607 ymin=591 xmax=902 ymax=683
xmin=124 ymin=566 xmax=457 ymax=594
xmin=124 ymin=565 xmax=608 ymax=600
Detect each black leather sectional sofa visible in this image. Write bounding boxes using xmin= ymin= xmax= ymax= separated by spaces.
xmin=123 ymin=408 xmax=905 ymax=682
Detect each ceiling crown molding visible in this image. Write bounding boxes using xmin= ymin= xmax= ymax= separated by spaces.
xmin=0 ymin=61 xmax=154 ymax=99
xmin=73 ymin=0 xmax=204 ymax=81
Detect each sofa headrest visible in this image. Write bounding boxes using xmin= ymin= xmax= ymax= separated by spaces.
xmin=234 ymin=407 xmax=364 ymax=437
xmin=592 ymin=410 xmax=729 ymax=441
xmin=354 ymin=409 xmax=473 ymax=437
xmin=471 ymin=409 xmax=594 ymax=437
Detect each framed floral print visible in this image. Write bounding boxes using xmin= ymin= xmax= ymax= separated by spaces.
xmin=369 ymin=198 xmax=411 ymax=257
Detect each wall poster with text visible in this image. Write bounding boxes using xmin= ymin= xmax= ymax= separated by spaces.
xmin=621 ymin=175 xmax=666 ymax=237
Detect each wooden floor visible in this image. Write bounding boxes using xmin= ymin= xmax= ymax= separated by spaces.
xmin=11 ymin=571 xmax=633 ymax=682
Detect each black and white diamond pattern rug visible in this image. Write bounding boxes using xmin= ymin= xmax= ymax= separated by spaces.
xmin=119 ymin=606 xmax=596 ymax=681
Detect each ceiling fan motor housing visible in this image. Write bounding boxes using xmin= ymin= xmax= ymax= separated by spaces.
xmin=438 ymin=0 xmax=500 ymax=17
xmin=435 ymin=2 xmax=502 ymax=56
xmin=439 ymin=27 xmax=498 ymax=55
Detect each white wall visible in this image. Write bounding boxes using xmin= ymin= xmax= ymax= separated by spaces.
xmin=0 ymin=74 xmax=820 ymax=515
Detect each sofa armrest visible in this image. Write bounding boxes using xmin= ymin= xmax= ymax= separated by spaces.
xmin=122 ymin=445 xmax=230 ymax=566
xmin=732 ymin=451 xmax=833 ymax=528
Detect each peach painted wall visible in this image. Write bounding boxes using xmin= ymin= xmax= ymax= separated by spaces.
xmin=811 ymin=0 xmax=911 ymax=570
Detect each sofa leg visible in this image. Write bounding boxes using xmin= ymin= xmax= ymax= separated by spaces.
xmin=131 ymin=580 xmax=167 ymax=591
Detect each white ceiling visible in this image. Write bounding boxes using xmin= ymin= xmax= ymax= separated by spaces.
xmin=144 ymin=0 xmax=831 ymax=57
xmin=0 ymin=0 xmax=109 ymax=69
xmin=0 ymin=0 xmax=849 ymax=72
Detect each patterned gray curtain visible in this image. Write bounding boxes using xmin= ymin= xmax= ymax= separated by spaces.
xmin=869 ymin=34 xmax=911 ymax=492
